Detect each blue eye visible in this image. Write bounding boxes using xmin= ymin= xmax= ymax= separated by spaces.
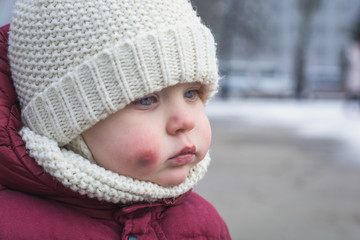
xmin=184 ymin=90 xmax=196 ymax=99
xmin=138 ymin=96 xmax=155 ymax=106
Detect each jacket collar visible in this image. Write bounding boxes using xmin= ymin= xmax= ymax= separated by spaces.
xmin=47 ymin=190 xmax=192 ymax=221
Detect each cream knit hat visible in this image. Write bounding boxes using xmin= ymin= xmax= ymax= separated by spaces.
xmin=9 ymin=0 xmax=218 ymax=147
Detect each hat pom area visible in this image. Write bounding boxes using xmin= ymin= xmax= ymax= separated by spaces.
xmin=9 ymin=0 xmax=219 ymax=146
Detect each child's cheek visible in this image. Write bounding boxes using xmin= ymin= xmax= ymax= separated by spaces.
xmin=124 ymin=133 xmax=162 ymax=172
xmin=136 ymin=150 xmax=158 ymax=168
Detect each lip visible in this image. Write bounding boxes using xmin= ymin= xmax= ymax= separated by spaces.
xmin=168 ymin=146 xmax=196 ymax=167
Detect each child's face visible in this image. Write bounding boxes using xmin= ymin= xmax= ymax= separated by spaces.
xmin=82 ymin=83 xmax=211 ymax=187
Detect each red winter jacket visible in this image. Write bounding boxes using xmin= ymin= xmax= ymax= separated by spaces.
xmin=0 ymin=24 xmax=231 ymax=240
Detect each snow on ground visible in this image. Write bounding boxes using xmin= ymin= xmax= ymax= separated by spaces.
xmin=206 ymin=99 xmax=360 ymax=163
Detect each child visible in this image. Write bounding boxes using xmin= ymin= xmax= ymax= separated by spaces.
xmin=0 ymin=0 xmax=231 ymax=239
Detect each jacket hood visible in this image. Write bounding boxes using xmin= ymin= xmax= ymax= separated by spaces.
xmin=0 ymin=24 xmax=88 ymax=201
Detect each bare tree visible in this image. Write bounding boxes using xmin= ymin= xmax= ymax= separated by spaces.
xmin=351 ymin=13 xmax=360 ymax=42
xmin=192 ymin=0 xmax=267 ymax=66
xmin=293 ymin=0 xmax=322 ymax=99
xmin=192 ymin=0 xmax=268 ymax=98
xmin=192 ymin=0 xmax=266 ymax=98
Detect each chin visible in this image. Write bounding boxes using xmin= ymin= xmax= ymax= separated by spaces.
xmin=157 ymin=169 xmax=189 ymax=187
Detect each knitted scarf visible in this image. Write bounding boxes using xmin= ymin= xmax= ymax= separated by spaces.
xmin=20 ymin=127 xmax=210 ymax=204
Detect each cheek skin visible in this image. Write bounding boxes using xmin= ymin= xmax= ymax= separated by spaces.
xmin=205 ymin=118 xmax=212 ymax=150
xmin=194 ymin=111 xmax=212 ymax=162
xmin=135 ymin=149 xmax=159 ymax=168
xmin=120 ymin=131 xmax=163 ymax=175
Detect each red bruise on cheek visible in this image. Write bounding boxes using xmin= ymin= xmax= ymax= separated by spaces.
xmin=135 ymin=149 xmax=159 ymax=168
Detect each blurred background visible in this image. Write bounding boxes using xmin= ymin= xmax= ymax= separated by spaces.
xmin=2 ymin=0 xmax=360 ymax=239
xmin=188 ymin=0 xmax=360 ymax=239
xmin=191 ymin=0 xmax=360 ymax=99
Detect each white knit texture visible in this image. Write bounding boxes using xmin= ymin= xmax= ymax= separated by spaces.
xmin=20 ymin=127 xmax=211 ymax=204
xmin=66 ymin=135 xmax=95 ymax=163
xmin=9 ymin=0 xmax=218 ymax=146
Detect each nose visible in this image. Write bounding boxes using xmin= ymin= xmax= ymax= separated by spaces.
xmin=166 ymin=102 xmax=195 ymax=135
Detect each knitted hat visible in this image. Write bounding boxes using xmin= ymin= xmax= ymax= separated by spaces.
xmin=9 ymin=0 xmax=218 ymax=147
